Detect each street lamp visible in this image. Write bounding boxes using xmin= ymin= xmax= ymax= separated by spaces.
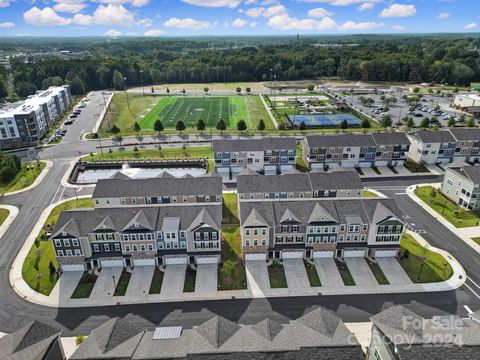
xmin=417 ymin=255 xmax=427 ymax=282
xmin=124 ymin=77 xmax=133 ymax=115
xmin=112 ymin=275 xmax=117 ymax=290
xmin=140 ymin=70 xmax=145 ymax=96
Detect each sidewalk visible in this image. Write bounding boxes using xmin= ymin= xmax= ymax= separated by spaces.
xmin=358 ymin=165 xmax=438 ymax=179
xmin=0 ymin=205 xmax=19 ymax=240
xmin=406 ymin=183 xmax=480 ymax=255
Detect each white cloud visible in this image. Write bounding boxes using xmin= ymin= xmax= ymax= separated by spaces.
xmin=268 ymin=14 xmax=336 ymax=31
xmin=392 ymin=25 xmax=406 ymax=31
xmin=92 ymin=0 xmax=150 ymax=7
xmin=137 ymin=17 xmax=153 ymax=27
xmin=232 ymin=18 xmax=248 ymax=27
xmin=308 ymin=7 xmax=334 ymax=18
xmin=296 ymin=0 xmax=379 ymax=6
xmin=0 ymin=0 xmax=10 ymax=8
xmin=92 ymin=4 xmax=135 ymax=25
xmin=23 ymin=7 xmax=72 ymax=26
xmin=53 ymin=1 xmax=87 ymax=14
xmin=164 ymin=17 xmax=213 ymax=29
xmin=465 ymin=22 xmax=478 ymax=30
xmin=379 ymin=4 xmax=416 ymax=18
xmin=339 ymin=20 xmax=384 ymax=30
xmin=437 ymin=12 xmax=449 ymax=20
xmin=250 ymin=21 xmax=257 ymax=27
xmin=72 ymin=13 xmax=94 ymax=25
xmin=104 ymin=29 xmax=122 ymax=36
xmin=244 ymin=4 xmax=287 ymax=18
xmin=180 ymin=0 xmax=241 ymax=8
xmin=144 ymin=29 xmax=165 ymax=36
xmin=357 ymin=2 xmax=374 ymax=11
xmin=0 ymin=22 xmax=14 ymax=28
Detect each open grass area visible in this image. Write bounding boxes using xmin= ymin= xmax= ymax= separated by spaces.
xmin=22 ymin=198 xmax=94 ymax=295
xmin=268 ymin=260 xmax=288 ymax=288
xmin=183 ymin=267 xmax=196 ymax=292
xmin=0 ymin=161 xmax=46 ymax=194
xmin=366 ymin=259 xmax=389 ymax=285
xmin=71 ymin=272 xmax=97 ymax=299
xmin=0 ymin=208 xmax=9 ymax=226
xmin=84 ymin=146 xmax=213 ymax=162
xmin=222 ymin=194 xmax=239 ymax=225
xmin=335 ymin=260 xmax=355 ymax=286
xmin=415 ymin=186 xmax=480 ymax=228
xmin=113 ymin=271 xmax=132 ymax=296
xmin=304 ymin=260 xmax=321 ymax=287
xmin=404 ymin=158 xmax=430 ymax=173
xmin=149 ymin=267 xmax=164 ymax=294
xmin=399 ymin=233 xmax=453 ymax=283
xmin=472 ymin=237 xmax=480 ymax=245
xmin=218 ymin=226 xmax=247 ymax=291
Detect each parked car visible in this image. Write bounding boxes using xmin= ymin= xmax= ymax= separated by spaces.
xmin=415 ymin=113 xmax=423 ymax=117
xmin=70 ymin=114 xmax=78 ymax=118
xmin=64 ymin=120 xmax=73 ymax=125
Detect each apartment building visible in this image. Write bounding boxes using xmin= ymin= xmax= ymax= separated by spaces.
xmin=239 ymin=197 xmax=404 ymax=261
xmin=51 ymin=204 xmax=222 ymax=271
xmin=407 ymin=130 xmax=458 ymax=165
xmin=367 ymin=305 xmax=480 ymax=360
xmin=92 ymin=172 xmax=223 ymax=208
xmin=450 ymin=128 xmax=480 ymax=164
xmin=0 ymin=85 xmax=71 ymax=150
xmin=441 ymin=162 xmax=480 ymax=211
xmin=302 ymin=132 xmax=410 ymax=169
xmin=213 ymin=138 xmax=297 ymax=181
xmin=237 ymin=168 xmax=364 ymax=201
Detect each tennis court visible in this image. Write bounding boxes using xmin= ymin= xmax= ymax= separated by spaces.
xmin=289 ymin=114 xmax=361 ymax=128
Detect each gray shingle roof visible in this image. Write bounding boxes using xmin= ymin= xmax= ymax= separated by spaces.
xmin=449 ymin=128 xmax=480 ymax=141
xmin=410 ymin=130 xmax=456 ymax=143
xmin=213 ymin=138 xmax=296 ymax=152
xmin=251 ymin=319 xmax=284 ymax=341
xmin=398 ymin=344 xmax=480 ymax=360
xmin=305 ymin=134 xmax=375 ymax=148
xmin=308 ymin=170 xmax=363 ymax=191
xmin=371 ymin=131 xmax=411 ymax=145
xmin=450 ymin=165 xmax=480 ymax=184
xmin=93 ymin=173 xmax=222 ymax=198
xmin=297 ymin=308 xmax=341 ymax=338
xmin=194 ymin=316 xmax=241 ymax=348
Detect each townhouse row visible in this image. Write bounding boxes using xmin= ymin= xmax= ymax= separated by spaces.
xmin=236 ymin=169 xmax=405 ymax=261
xmin=0 ymin=85 xmax=72 ymax=150
xmin=441 ymin=161 xmax=480 ymax=211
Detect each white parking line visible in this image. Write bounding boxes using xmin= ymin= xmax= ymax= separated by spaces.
xmin=465 ymin=283 xmax=480 ymax=300
xmin=467 ymin=277 xmax=480 ymax=290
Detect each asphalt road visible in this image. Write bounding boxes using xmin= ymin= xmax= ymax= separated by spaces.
xmin=0 ymin=94 xmax=479 ymax=336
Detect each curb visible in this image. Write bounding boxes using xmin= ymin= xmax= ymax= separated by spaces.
xmin=0 ymin=205 xmax=19 ymax=240
xmin=60 ymin=155 xmax=96 ymax=189
xmin=2 ymin=161 xmax=52 ymax=197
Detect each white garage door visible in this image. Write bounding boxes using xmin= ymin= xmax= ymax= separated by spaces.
xmin=344 ymin=250 xmax=365 ymax=258
xmin=134 ymin=258 xmax=156 ymax=266
xmin=342 ymin=160 xmax=357 ymax=168
xmin=437 ymin=158 xmax=450 ymax=165
xmin=311 ymin=163 xmax=324 ymax=169
xmin=359 ymin=162 xmax=372 ymax=168
xmin=100 ymin=259 xmax=124 ymax=267
xmin=264 ymin=165 xmax=277 ymax=175
xmin=164 ymin=256 xmax=188 ymax=265
xmin=61 ymin=264 xmax=85 ymax=272
xmin=282 ymin=251 xmax=303 ymax=259
xmin=196 ymin=256 xmax=219 ymax=264
xmin=375 ymin=160 xmax=388 ymax=167
xmin=375 ymin=250 xmax=398 ymax=258
xmin=245 ymin=253 xmax=267 ymax=261
xmin=313 ymin=251 xmax=334 ymax=259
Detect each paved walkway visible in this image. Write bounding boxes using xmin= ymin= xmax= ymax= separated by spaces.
xmin=91 ymin=267 xmax=124 ymax=298
xmin=0 ymin=205 xmax=19 ymax=240
xmin=376 ymin=258 xmax=412 ymax=286
xmin=125 ymin=266 xmax=155 ymax=300
xmin=245 ymin=260 xmax=270 ymax=297
xmin=282 ymin=259 xmax=311 ymax=293
xmin=195 ymin=264 xmax=218 ymax=296
xmin=314 ymin=258 xmax=344 ymax=288
xmin=161 ymin=265 xmax=186 ymax=300
xmin=50 ymin=271 xmax=84 ymax=304
xmin=345 ymin=258 xmax=378 ymax=286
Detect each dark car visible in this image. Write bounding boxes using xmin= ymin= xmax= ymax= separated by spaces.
xmin=64 ymin=120 xmax=73 ymax=125
xmin=70 ymin=114 xmax=78 ymax=118
xmin=414 ymin=113 xmax=423 ymax=117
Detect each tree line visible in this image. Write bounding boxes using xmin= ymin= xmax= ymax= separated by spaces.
xmin=2 ymin=35 xmax=480 ymax=100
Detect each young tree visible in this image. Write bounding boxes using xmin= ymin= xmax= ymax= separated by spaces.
xmin=236 ymin=87 xmax=241 ymax=94
xmin=196 ymin=119 xmax=206 ymax=132
xmin=339 ymin=119 xmax=348 ymax=131
xmin=151 ymin=86 xmax=155 ymax=94
xmin=245 ymin=87 xmax=251 ymax=94
xmin=447 ymin=117 xmax=455 ymax=127
xmin=406 ymin=117 xmax=414 ymax=129
xmin=299 ymin=121 xmax=307 ymax=131
xmin=237 ymin=119 xmax=247 ymax=131
xmin=154 ymin=120 xmax=164 ymax=135
xmin=203 ymin=87 xmax=209 ymax=95
xmin=216 ymin=118 xmax=227 ymax=132
xmin=166 ymin=87 xmax=170 ymax=95
xmin=307 ymin=84 xmax=315 ymax=92
xmin=466 ymin=117 xmax=476 ymax=128
xmin=420 ymin=117 xmax=431 ymax=128
xmin=413 ymin=87 xmax=420 ymax=93
xmin=257 ymin=119 xmax=266 ymax=131
xmin=379 ymin=114 xmax=392 ymax=128
xmin=361 ymin=119 xmax=371 ymax=129
xmin=133 ymin=122 xmax=141 ymax=135
xmin=110 ymin=124 xmax=120 ymax=134
xmin=115 ymin=134 xmax=123 ymax=145
xmin=113 ymin=70 xmax=124 ymax=90
xmin=176 ymin=120 xmax=186 ymax=133
xmin=459 ymin=114 xmax=466 ymax=123
xmin=181 ymin=88 xmax=186 ymax=95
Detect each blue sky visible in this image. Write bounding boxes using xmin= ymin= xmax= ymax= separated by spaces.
xmin=0 ymin=0 xmax=478 ymax=37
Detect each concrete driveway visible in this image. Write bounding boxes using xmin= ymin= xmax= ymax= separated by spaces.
xmin=345 ymin=258 xmax=378 ymax=286
xmin=195 ymin=264 xmax=218 ymax=296
xmin=282 ymin=259 xmax=311 ymax=291
xmin=51 ymin=271 xmax=84 ymax=304
xmin=245 ymin=260 xmax=270 ymax=297
xmin=377 ymin=258 xmax=412 ymax=285
xmin=125 ymin=266 xmax=155 ymax=299
xmin=314 ymin=258 xmax=344 ymax=288
xmin=91 ymin=267 xmax=124 ymax=298
xmin=160 ymin=265 xmax=186 ymax=300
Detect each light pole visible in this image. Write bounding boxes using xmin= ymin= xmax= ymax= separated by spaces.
xmin=417 ymin=255 xmax=427 ymax=282
xmin=112 ymin=275 xmax=117 ymax=291
xmin=124 ymin=77 xmax=132 ymax=115
xmin=140 ymin=70 xmax=145 ymax=96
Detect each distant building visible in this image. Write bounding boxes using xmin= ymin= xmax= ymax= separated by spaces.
xmin=453 ymin=93 xmax=480 ymax=115
xmin=0 ymin=85 xmax=71 ymax=150
xmin=441 ymin=162 xmax=480 ymax=211
xmin=72 ymin=309 xmax=364 ymax=360
xmin=213 ymin=138 xmax=297 ymax=182
xmin=0 ymin=320 xmax=65 ymax=360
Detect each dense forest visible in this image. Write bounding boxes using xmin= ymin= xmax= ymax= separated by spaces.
xmin=1 ymin=35 xmax=480 ymax=99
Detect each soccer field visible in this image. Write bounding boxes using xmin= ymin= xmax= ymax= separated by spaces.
xmin=141 ymin=96 xmax=250 ymax=129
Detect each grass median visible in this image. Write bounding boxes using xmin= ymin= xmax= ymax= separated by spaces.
xmin=268 ymin=260 xmax=288 ymax=288
xmin=218 ymin=226 xmax=247 ymax=291
xmin=83 ymin=146 xmax=213 ymax=162
xmin=0 ymin=161 xmax=46 ymax=194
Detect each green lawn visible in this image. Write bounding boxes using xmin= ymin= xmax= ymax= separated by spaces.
xmin=404 ymin=158 xmax=430 ymax=173
xmin=71 ymin=272 xmax=97 ymax=299
xmin=472 ymin=237 xmax=480 ymax=245
xmin=83 ymin=147 xmax=213 ymax=162
xmin=183 ymin=267 xmax=196 ymax=292
xmin=335 ymin=260 xmax=356 ymax=286
xmin=415 ymin=186 xmax=480 ymax=228
xmin=268 ymin=260 xmax=288 ymax=288
xmin=218 ymin=226 xmax=247 ymax=291
xmin=0 ymin=208 xmax=9 ymax=226
xmin=22 ymin=198 xmax=94 ymax=295
xmin=149 ymin=267 xmax=164 ymax=294
xmin=304 ymin=260 xmax=321 ymax=287
xmin=113 ymin=271 xmax=132 ymax=296
xmin=366 ymin=259 xmax=389 ymax=285
xmin=222 ymin=194 xmax=239 ymax=225
xmin=0 ymin=161 xmax=46 ymax=194
xmin=399 ymin=233 xmax=453 ymax=283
